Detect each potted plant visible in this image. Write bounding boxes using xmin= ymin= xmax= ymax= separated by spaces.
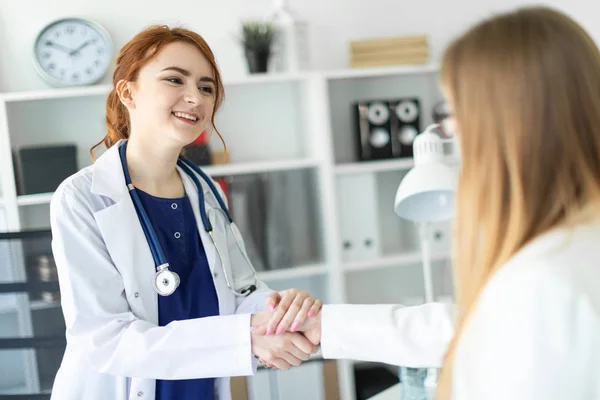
xmin=240 ymin=20 xmax=274 ymax=74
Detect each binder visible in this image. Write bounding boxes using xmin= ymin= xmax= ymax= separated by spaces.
xmin=336 ymin=173 xmax=381 ymax=262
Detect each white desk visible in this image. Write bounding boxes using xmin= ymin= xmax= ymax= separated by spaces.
xmin=368 ymin=384 xmax=436 ymax=400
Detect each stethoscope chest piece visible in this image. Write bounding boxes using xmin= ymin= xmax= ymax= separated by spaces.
xmin=153 ymin=264 xmax=180 ymax=296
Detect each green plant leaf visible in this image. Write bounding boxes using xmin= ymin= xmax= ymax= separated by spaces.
xmin=241 ymin=20 xmax=274 ymax=51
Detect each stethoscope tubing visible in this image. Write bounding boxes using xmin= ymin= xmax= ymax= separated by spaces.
xmin=118 ymin=140 xmax=257 ymax=297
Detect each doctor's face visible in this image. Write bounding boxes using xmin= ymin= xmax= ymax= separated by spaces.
xmin=126 ymin=41 xmax=216 ymax=146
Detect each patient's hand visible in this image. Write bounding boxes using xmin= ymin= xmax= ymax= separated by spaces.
xmin=251 ymin=310 xmax=318 ymax=370
xmin=297 ymin=310 xmax=322 ymax=346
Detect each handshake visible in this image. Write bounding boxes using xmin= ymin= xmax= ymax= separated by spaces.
xmin=250 ymin=289 xmax=323 ymax=370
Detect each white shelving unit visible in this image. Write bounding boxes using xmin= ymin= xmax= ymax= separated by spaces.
xmin=0 ymin=63 xmax=454 ymax=400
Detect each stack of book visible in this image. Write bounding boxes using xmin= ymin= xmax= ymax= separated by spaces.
xmin=349 ymin=34 xmax=429 ymax=68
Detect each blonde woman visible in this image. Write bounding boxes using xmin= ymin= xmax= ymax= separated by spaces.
xmin=259 ymin=6 xmax=600 ymax=399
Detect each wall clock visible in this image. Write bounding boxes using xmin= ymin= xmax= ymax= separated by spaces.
xmin=33 ymin=18 xmax=113 ymax=87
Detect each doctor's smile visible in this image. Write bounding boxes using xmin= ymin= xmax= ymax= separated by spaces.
xmin=172 ymin=111 xmax=200 ymax=124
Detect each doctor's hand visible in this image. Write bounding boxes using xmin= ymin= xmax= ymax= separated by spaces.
xmin=264 ymin=289 xmax=322 ymax=336
xmin=250 ymin=311 xmax=318 ymax=370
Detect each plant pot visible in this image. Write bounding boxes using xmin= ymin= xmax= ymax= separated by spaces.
xmin=244 ymin=48 xmax=270 ymax=73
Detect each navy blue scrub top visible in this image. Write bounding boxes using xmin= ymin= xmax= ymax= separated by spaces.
xmin=136 ymin=188 xmax=220 ymax=400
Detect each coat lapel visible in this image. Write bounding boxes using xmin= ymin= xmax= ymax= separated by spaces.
xmin=91 ymin=142 xmax=158 ymax=323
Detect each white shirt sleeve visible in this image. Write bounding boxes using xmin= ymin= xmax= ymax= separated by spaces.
xmin=320 ymin=302 xmax=455 ymax=368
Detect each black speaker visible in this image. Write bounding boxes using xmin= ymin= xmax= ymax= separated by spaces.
xmin=353 ymin=98 xmax=421 ymax=161
xmin=354 ymin=101 xmax=393 ymax=160
xmin=391 ymin=98 xmax=421 ymax=158
xmin=13 ymin=144 xmax=78 ymax=195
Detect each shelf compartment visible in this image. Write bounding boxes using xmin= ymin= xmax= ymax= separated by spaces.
xmin=222 ymin=169 xmax=323 ymax=274
xmin=345 ymin=258 xmax=454 ymax=305
xmin=327 ymin=70 xmax=442 ymax=164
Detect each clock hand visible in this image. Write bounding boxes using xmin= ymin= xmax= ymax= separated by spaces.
xmin=70 ymin=40 xmax=91 ymax=56
xmin=45 ymin=40 xmax=74 ymax=54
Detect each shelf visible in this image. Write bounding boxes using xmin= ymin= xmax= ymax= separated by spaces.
xmin=0 ymin=383 xmax=52 ymax=395
xmin=323 ymin=63 xmax=439 ymax=80
xmin=16 ymin=192 xmax=54 ymax=207
xmin=257 ymin=263 xmax=328 ymax=282
xmin=0 ymin=296 xmax=17 ymax=315
xmin=335 ymin=158 xmax=414 ymax=175
xmin=223 ymin=72 xmax=305 ymax=86
xmin=1 ymin=383 xmax=27 ymax=394
xmin=0 ymin=298 xmax=60 ymax=315
xmin=0 ymin=65 xmax=440 ymax=103
xmin=30 ymin=300 xmax=61 ymax=311
xmin=343 ymin=251 xmax=450 ymax=272
xmin=12 ymin=159 xmax=319 ymax=207
xmin=2 ymin=84 xmax=111 ymax=102
xmin=201 ymin=158 xmax=319 ymax=177
xmin=0 ymin=73 xmax=305 ymax=103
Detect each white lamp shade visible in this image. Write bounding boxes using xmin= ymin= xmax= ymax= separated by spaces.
xmin=394 ymin=162 xmax=457 ymax=222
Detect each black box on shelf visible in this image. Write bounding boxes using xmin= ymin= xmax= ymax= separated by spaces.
xmin=353 ymin=98 xmax=421 ymax=161
xmin=13 ymin=144 xmax=78 ymax=195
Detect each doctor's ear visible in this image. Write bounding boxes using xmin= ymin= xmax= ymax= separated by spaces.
xmin=116 ymin=79 xmax=136 ymax=110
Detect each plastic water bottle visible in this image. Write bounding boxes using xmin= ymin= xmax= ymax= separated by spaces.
xmin=399 ymin=367 xmax=428 ymax=400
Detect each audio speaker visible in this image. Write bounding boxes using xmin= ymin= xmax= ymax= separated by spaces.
xmin=391 ymin=98 xmax=420 ymax=158
xmin=353 ymin=98 xmax=421 ymax=161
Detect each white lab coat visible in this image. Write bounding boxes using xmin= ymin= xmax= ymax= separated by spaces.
xmin=49 ymin=141 xmax=272 ymax=400
xmin=321 ymin=219 xmax=600 ymax=399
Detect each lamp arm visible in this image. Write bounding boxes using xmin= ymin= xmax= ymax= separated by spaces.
xmin=417 ymin=222 xmax=435 ymax=303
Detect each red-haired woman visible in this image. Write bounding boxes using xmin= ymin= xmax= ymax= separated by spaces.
xmin=49 ymin=25 xmax=320 ymax=400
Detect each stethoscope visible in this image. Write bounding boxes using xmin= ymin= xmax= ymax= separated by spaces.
xmin=118 ymin=141 xmax=258 ymax=297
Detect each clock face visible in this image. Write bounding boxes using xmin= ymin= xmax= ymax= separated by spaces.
xmin=33 ymin=18 xmax=113 ymax=87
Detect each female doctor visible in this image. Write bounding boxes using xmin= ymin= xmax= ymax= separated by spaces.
xmin=49 ymin=25 xmax=320 ymax=400
xmin=266 ymin=6 xmax=600 ymax=400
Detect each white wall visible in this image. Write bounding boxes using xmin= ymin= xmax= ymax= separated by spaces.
xmin=0 ymin=0 xmax=597 ymax=93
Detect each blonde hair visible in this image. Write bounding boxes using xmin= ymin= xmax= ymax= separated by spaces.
xmin=437 ymin=6 xmax=600 ymax=398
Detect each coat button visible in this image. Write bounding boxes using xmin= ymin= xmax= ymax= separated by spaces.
xmin=137 ymin=391 xmax=144 ymax=397
xmin=134 ymin=292 xmax=139 ymax=298
xmin=213 ymin=272 xmax=218 ymax=279
xmin=174 ymin=232 xmax=181 ymax=239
